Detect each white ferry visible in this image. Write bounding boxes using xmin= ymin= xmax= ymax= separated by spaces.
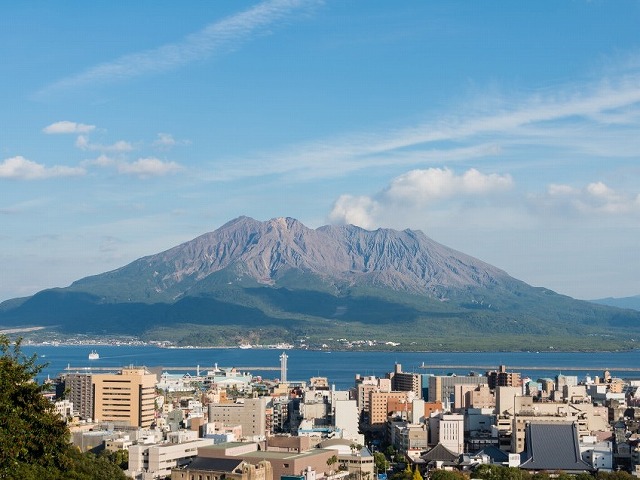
xmin=88 ymin=350 xmax=100 ymax=360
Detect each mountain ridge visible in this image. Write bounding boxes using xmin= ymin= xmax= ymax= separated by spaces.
xmin=1 ymin=216 xmax=639 ymax=351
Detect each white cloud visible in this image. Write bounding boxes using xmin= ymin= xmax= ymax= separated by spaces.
xmin=81 ymin=154 xmax=183 ymax=178
xmin=0 ymin=156 xmax=85 ymax=180
xmin=586 ymin=181 xmax=615 ymax=198
xmin=153 ymin=133 xmax=191 ymax=150
xmin=75 ymin=135 xmax=133 ymax=152
xmin=153 ymin=133 xmax=176 ymax=149
xmin=547 ymin=184 xmax=578 ymax=196
xmin=82 ymin=154 xmax=116 ymax=168
xmin=203 ymin=70 xmax=640 ymax=184
xmin=36 ymin=0 xmax=318 ymax=96
xmin=42 ymin=121 xmax=96 ymax=134
xmin=329 ymin=167 xmax=514 ymax=228
xmin=535 ymin=181 xmax=640 ymax=216
xmin=328 ymin=195 xmax=379 ymax=230
xmin=385 ymin=168 xmax=513 ymax=203
xmin=116 ymin=157 xmax=183 ymax=178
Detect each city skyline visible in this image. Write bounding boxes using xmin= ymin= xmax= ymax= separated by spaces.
xmin=2 ymin=1 xmax=640 ymax=301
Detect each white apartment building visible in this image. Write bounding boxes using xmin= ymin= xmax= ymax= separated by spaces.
xmin=127 ymin=431 xmax=214 ymax=480
xmin=433 ymin=413 xmax=464 ymax=454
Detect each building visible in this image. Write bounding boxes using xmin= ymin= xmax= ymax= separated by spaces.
xmin=172 ymin=458 xmax=273 ymax=480
xmin=369 ymin=391 xmax=410 ymax=427
xmin=208 ymin=397 xmax=269 ymax=439
xmin=63 ymin=372 xmax=94 ymax=420
xmin=196 ymin=441 xmax=336 ymax=480
xmin=486 ymin=365 xmax=521 ymax=390
xmin=354 ymin=375 xmax=391 ymax=415
xmin=92 ymin=367 xmax=157 ymax=428
xmin=519 ymin=423 xmax=594 ymax=473
xmin=428 ymin=374 xmax=487 ymax=405
xmin=333 ymin=399 xmax=361 ymax=443
xmin=318 ymin=439 xmax=375 ymax=480
xmin=389 ymin=364 xmax=422 ymax=399
xmin=128 ymin=431 xmax=213 ymax=479
xmin=437 ymin=413 xmax=465 ymax=454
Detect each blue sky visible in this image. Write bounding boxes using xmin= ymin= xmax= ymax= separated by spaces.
xmin=2 ymin=0 xmax=640 ymax=301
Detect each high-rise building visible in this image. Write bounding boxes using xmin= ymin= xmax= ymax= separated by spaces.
xmin=64 ymin=372 xmax=94 ymax=420
xmin=389 ymin=364 xmax=422 ymax=399
xmin=486 ymin=365 xmax=521 ymax=390
xmin=92 ymin=367 xmax=156 ymax=428
xmin=428 ymin=374 xmax=487 ymax=405
xmin=369 ymin=391 xmax=409 ymax=427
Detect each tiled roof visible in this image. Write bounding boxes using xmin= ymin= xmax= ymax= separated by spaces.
xmin=519 ymin=422 xmax=594 ymax=472
xmin=473 ymin=446 xmax=509 ymax=463
xmin=421 ymin=443 xmax=459 ymax=463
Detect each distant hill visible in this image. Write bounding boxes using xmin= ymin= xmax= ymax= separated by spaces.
xmin=2 ymin=216 xmax=639 ymax=351
xmin=591 ymin=295 xmax=640 ymax=312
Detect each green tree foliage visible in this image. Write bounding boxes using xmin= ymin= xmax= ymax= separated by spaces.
xmin=374 ymin=451 xmax=390 ymax=473
xmin=596 ymin=472 xmax=635 ymax=480
xmin=390 ymin=462 xmax=413 ymax=480
xmin=429 ymin=470 xmax=467 ymax=480
xmin=0 ymin=335 xmax=129 ymax=479
xmin=474 ymin=464 xmax=532 ymax=480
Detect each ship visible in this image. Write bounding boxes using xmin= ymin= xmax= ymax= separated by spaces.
xmin=88 ymin=350 xmax=99 ymax=360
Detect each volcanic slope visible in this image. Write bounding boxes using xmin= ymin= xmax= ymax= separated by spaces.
xmin=1 ymin=216 xmax=638 ymax=350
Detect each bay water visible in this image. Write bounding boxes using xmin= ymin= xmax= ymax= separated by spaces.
xmin=20 ymin=345 xmax=640 ymax=390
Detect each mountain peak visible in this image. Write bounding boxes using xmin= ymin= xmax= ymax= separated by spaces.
xmin=69 ymin=216 xmax=512 ymax=300
xmin=4 ymin=215 xmax=640 ymax=351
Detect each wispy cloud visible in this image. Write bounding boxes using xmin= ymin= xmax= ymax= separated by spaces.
xmin=84 ymin=154 xmax=182 ymax=178
xmin=207 ymin=70 xmax=640 ymax=183
xmin=0 ymin=156 xmax=85 ymax=180
xmin=532 ymin=181 xmax=640 ymax=216
xmin=75 ymin=135 xmax=134 ymax=153
xmin=43 ymin=121 xmax=95 ymax=134
xmin=153 ymin=133 xmax=191 ymax=150
xmin=36 ymin=0 xmax=318 ymax=97
xmin=0 ymin=198 xmax=50 ymax=215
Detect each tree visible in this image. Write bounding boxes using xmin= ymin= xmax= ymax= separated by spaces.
xmin=0 ymin=335 xmax=129 ymax=479
xmin=412 ymin=465 xmax=424 ymax=480
xmin=429 ymin=470 xmax=466 ymax=480
xmin=327 ymin=454 xmax=339 ymax=474
xmin=374 ymin=451 xmax=390 ymax=473
xmin=474 ymin=464 xmax=531 ymax=480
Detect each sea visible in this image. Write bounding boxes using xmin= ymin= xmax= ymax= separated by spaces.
xmin=20 ymin=345 xmax=640 ymax=390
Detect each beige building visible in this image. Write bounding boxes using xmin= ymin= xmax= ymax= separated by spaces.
xmin=389 ymin=364 xmax=422 ymax=399
xmin=428 ymin=374 xmax=487 ymax=405
xmin=319 ymin=438 xmax=375 ymax=479
xmin=196 ymin=441 xmax=336 ymax=480
xmin=369 ymin=391 xmax=409 ymax=427
xmin=509 ymin=401 xmax=609 ymax=453
xmin=454 ymin=384 xmax=495 ymax=410
xmin=494 ymin=393 xmax=610 ymax=453
xmin=354 ymin=375 xmax=391 ymax=414
xmin=208 ymin=397 xmax=268 ymax=439
xmin=172 ymin=459 xmax=273 ymax=480
xmin=92 ymin=367 xmax=157 ymax=428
